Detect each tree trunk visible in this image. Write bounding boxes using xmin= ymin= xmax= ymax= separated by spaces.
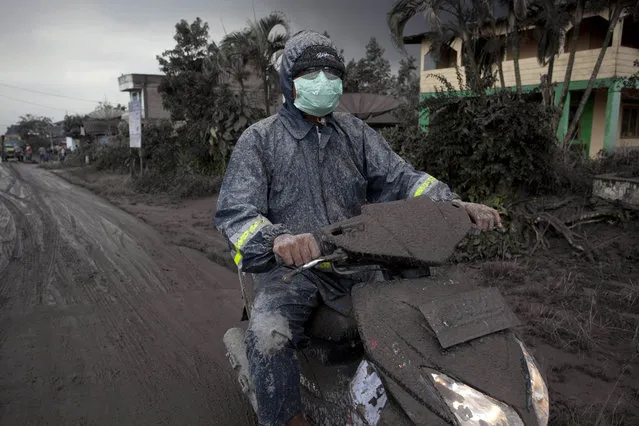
xmin=239 ymin=80 xmax=246 ymax=111
xmin=557 ymin=0 xmax=584 ymax=114
xmin=564 ymin=3 xmax=621 ymax=146
xmin=544 ymin=55 xmax=555 ymax=106
xmin=263 ymin=73 xmax=270 ymax=116
xmin=498 ymin=60 xmax=506 ymax=89
xmin=512 ymin=29 xmax=523 ymax=96
xmin=462 ymin=35 xmax=481 ymax=92
xmin=547 ymin=55 xmax=555 ymax=86
xmin=490 ymin=18 xmax=506 ymax=90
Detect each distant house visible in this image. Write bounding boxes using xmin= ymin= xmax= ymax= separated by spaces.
xmin=82 ymin=119 xmax=121 ymax=142
xmin=118 ymin=74 xmax=172 ymax=121
xmin=79 ymin=107 xmax=125 ymax=144
xmin=48 ymin=123 xmax=66 ymax=145
xmin=404 ymin=8 xmax=639 ymax=157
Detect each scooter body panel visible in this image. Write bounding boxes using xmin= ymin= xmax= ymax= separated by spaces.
xmin=352 ymin=274 xmax=538 ymax=425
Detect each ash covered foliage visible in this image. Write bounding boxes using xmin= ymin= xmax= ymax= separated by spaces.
xmin=381 ymin=75 xmax=638 ymax=262
xmin=383 ymin=84 xmax=560 ymax=203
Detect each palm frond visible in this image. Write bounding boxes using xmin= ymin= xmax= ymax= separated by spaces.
xmin=220 ymin=29 xmax=253 ymax=53
xmin=513 ymin=0 xmax=528 ymax=20
xmin=268 ymin=33 xmax=288 ymax=52
xmin=251 ymin=11 xmax=290 ymax=47
xmin=388 ymin=0 xmax=439 ymax=51
xmin=533 ymin=0 xmax=568 ymax=65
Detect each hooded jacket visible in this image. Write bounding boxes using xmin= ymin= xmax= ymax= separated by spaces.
xmin=215 ymin=30 xmax=457 ymax=273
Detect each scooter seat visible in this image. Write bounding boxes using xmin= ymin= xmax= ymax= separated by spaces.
xmin=307 ymin=304 xmax=359 ymax=342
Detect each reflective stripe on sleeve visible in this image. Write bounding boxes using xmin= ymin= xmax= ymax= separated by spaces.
xmin=229 ymin=216 xmax=270 ymax=266
xmin=411 ymin=175 xmax=437 ymax=198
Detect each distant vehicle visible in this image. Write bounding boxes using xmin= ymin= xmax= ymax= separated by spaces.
xmin=3 ymin=139 xmax=26 ymax=161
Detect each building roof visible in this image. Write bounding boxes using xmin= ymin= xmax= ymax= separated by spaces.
xmin=82 ymin=119 xmax=121 ymax=136
xmin=47 ymin=125 xmax=66 ymax=137
xmin=119 ymin=74 xmax=165 ymax=91
xmin=403 ymin=32 xmax=429 ymax=45
xmin=86 ymin=108 xmax=124 ymax=120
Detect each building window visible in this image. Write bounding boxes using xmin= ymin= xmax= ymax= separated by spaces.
xmin=621 ymin=105 xmax=639 ymax=138
xmin=621 ymin=16 xmax=639 ymax=48
xmin=436 ymin=45 xmax=457 ymax=69
xmin=423 ymin=53 xmax=436 ymax=71
xmin=564 ymin=16 xmax=612 ymax=52
xmin=507 ymin=29 xmax=537 ymax=60
xmin=424 ymin=46 xmax=457 ymax=71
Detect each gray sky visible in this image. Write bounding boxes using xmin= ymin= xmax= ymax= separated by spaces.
xmin=0 ymin=0 xmax=424 ymax=134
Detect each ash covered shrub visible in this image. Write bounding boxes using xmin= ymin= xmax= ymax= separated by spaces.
xmin=381 ymin=80 xmax=593 ymax=262
xmin=591 ymin=148 xmax=639 ymax=178
xmin=137 ymin=120 xmax=181 ymax=174
xmin=383 ymin=88 xmax=559 ymax=202
xmin=93 ymin=138 xmax=135 ymax=172
xmin=60 ymin=151 xmax=86 ymax=168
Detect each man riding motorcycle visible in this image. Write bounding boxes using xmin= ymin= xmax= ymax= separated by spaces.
xmin=215 ymin=30 xmax=501 ymax=426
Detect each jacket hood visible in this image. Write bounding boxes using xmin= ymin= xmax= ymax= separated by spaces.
xmin=279 ymin=30 xmax=339 ymax=106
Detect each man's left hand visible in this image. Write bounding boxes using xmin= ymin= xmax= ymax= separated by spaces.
xmin=453 ymin=200 xmax=502 ymax=231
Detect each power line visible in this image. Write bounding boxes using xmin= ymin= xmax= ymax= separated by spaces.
xmin=0 ymin=82 xmax=101 ymax=103
xmin=0 ymin=93 xmax=79 ymax=113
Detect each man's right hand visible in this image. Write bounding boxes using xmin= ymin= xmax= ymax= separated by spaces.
xmin=273 ymin=233 xmax=321 ymax=267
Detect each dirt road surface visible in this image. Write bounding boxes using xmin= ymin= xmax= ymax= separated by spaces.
xmin=0 ymin=163 xmax=255 ymax=425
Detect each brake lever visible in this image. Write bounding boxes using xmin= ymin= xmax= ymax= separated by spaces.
xmin=281 ymin=249 xmax=348 ymax=283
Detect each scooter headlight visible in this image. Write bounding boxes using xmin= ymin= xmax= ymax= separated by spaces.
xmin=430 ymin=372 xmax=524 ymax=426
xmin=517 ymin=341 xmax=549 ymax=426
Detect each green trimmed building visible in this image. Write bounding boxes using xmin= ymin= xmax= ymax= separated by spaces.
xmin=404 ymin=9 xmax=639 ymax=157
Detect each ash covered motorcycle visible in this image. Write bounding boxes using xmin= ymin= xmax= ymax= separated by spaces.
xmin=224 ymin=196 xmax=549 ymax=425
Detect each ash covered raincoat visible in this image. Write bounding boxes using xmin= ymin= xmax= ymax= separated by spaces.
xmin=215 ymin=30 xmax=457 ymax=277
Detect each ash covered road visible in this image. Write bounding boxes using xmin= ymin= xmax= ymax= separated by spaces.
xmin=0 ymin=163 xmax=254 ymax=425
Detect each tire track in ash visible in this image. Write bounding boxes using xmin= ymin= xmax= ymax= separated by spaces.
xmin=0 ymin=164 xmax=255 ymax=425
xmin=43 ymin=164 xmax=252 ymax=424
xmin=0 ymin=164 xmax=70 ymax=425
xmin=28 ymin=181 xmax=179 ymax=422
xmin=0 ymin=177 xmax=43 ymax=311
xmin=0 ymin=163 xmax=225 ymax=422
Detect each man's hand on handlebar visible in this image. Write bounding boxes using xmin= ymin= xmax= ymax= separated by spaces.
xmin=453 ymin=200 xmax=503 ymax=231
xmin=273 ymin=233 xmax=321 ymax=267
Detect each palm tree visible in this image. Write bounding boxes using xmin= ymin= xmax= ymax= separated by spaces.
xmin=556 ymin=0 xmax=585 ymax=115
xmin=564 ymin=1 xmax=625 ymax=146
xmin=220 ymin=29 xmax=252 ymax=110
xmin=387 ymin=0 xmax=502 ymax=92
xmin=484 ymin=7 xmax=508 ymax=89
xmin=535 ymin=3 xmax=561 ymax=83
xmin=501 ymin=0 xmax=529 ymax=96
xmin=221 ymin=12 xmax=290 ymax=116
xmin=529 ymin=0 xmax=571 ymax=106
xmin=388 ymin=0 xmax=444 ymax=50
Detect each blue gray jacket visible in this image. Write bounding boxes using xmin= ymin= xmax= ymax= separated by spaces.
xmin=215 ymin=30 xmax=457 ymax=273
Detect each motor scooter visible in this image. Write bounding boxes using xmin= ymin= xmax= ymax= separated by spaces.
xmin=224 ymin=196 xmax=549 ymax=425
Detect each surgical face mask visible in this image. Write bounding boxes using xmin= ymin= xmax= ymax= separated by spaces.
xmin=293 ymin=70 xmax=343 ymax=117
